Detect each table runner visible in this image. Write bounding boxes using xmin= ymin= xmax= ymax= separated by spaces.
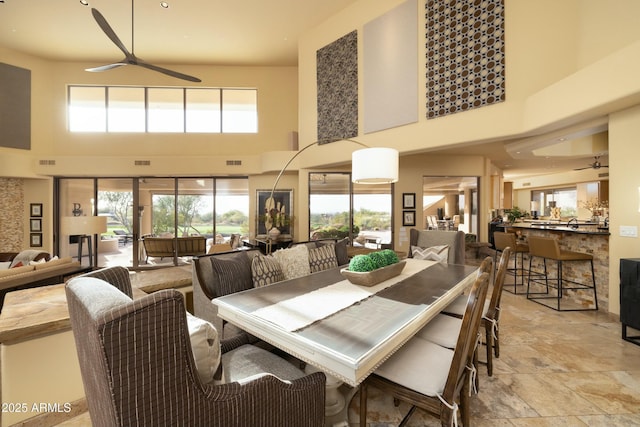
xmin=251 ymin=259 xmax=436 ymax=332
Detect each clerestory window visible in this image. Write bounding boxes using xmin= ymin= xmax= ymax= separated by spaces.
xmin=68 ymin=86 xmax=257 ymax=133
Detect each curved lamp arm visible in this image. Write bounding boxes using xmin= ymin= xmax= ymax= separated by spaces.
xmin=268 ymin=139 xmax=368 ymax=200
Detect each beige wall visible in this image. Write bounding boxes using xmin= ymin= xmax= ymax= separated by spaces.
xmin=3 ymin=1 xmax=640 ymax=311
xmin=608 ymin=105 xmax=640 ymax=314
xmin=296 ymin=0 xmax=640 ymax=314
xmin=0 ymin=45 xmax=299 ymax=175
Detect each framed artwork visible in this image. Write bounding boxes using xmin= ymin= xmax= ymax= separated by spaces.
xmin=30 ymin=218 xmax=42 ymax=232
xmin=402 ymin=193 xmax=416 ymax=209
xmin=256 ymin=189 xmax=293 ymax=238
xmin=30 ymin=233 xmax=42 ymax=247
xmin=30 ymin=203 xmax=43 ymax=217
xmin=402 ymin=210 xmax=416 ymax=226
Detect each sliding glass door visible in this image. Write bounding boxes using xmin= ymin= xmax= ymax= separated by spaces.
xmin=56 ymin=176 xmax=248 ymax=269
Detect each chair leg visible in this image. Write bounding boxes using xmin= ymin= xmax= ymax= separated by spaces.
xmin=590 ymin=259 xmax=598 ymax=310
xmin=473 ymin=346 xmax=480 ymax=391
xmin=460 ymin=373 xmax=470 ymax=427
xmin=557 ymin=260 xmax=563 ymax=311
xmin=359 ymin=382 xmax=368 ymax=427
xmin=485 ymin=324 xmax=493 ymax=377
xmin=494 ymin=322 xmax=500 ymax=358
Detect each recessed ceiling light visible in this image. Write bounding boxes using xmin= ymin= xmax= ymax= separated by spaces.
xmin=160 ymin=2 xmax=169 ymax=8
xmin=79 ymin=0 xmax=89 ymax=5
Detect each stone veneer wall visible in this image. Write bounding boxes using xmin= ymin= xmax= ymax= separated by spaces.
xmin=0 ymin=178 xmax=24 ymax=252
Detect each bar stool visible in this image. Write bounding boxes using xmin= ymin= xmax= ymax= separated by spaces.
xmin=493 ymin=231 xmax=529 ymax=294
xmin=526 ymin=236 xmax=598 ymax=311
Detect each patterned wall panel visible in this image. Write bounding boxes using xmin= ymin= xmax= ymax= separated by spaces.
xmin=316 ymin=30 xmax=358 ymax=144
xmin=0 ymin=178 xmax=24 ymax=252
xmin=426 ymin=0 xmax=505 ymax=119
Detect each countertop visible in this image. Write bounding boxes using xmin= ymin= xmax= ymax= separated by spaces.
xmin=499 ymin=222 xmax=610 ymax=235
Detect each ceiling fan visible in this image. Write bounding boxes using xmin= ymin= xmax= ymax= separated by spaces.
xmin=85 ymin=1 xmax=201 ymax=82
xmin=574 ymin=156 xmax=609 ymax=170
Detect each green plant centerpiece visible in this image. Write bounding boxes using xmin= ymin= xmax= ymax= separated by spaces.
xmin=342 ymin=249 xmax=404 ymax=287
xmin=504 ymin=206 xmax=528 ymax=223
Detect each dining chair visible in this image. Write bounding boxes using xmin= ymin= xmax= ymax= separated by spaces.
xmin=359 ymin=268 xmax=491 ymax=427
xmin=66 ymin=268 xmax=326 ymax=427
xmin=413 ymin=256 xmax=494 ymax=350
xmin=440 ymin=248 xmax=510 ymax=377
xmin=408 ymin=228 xmax=466 ymax=265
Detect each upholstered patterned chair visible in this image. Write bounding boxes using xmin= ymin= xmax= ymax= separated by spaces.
xmin=408 ymin=228 xmax=466 ymax=265
xmin=66 ymin=267 xmax=325 ymax=427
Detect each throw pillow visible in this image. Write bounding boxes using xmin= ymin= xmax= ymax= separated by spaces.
xmin=0 ymin=261 xmax=11 ymax=270
xmin=334 ymin=237 xmax=350 ymax=266
xmin=411 ymin=245 xmax=449 ymax=263
xmin=209 ymin=254 xmax=253 ymax=297
xmin=29 ymin=258 xmax=47 ymax=266
xmin=186 ymin=312 xmax=221 ymax=385
xmin=11 ymin=261 xmax=24 ymax=268
xmin=9 ymin=249 xmax=48 ymax=268
xmin=272 ymin=244 xmax=310 ymax=280
xmin=308 ymin=243 xmax=339 ymax=273
xmin=251 ymin=254 xmax=285 ymax=287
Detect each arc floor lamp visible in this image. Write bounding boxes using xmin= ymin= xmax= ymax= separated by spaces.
xmin=264 ymin=138 xmax=399 ymax=245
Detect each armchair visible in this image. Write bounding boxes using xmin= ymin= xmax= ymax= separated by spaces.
xmin=66 ymin=267 xmax=325 ymax=427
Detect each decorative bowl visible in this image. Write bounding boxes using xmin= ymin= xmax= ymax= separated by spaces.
xmin=340 ymin=260 xmax=406 ymax=287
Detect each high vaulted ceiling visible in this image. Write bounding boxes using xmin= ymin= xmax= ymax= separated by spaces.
xmin=0 ymin=0 xmax=610 ymax=180
xmin=0 ymin=0 xmax=357 ymax=66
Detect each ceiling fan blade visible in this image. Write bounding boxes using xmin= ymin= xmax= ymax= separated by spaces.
xmin=85 ymin=62 xmax=128 ymax=72
xmin=136 ymin=61 xmax=202 ymax=83
xmin=91 ymin=8 xmax=133 ymax=59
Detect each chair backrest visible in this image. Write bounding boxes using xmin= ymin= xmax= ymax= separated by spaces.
xmin=66 ymin=277 xmax=198 ymax=426
xmin=527 ymin=236 xmax=560 ymax=259
xmin=442 ymin=267 xmax=491 ymax=401
xmin=408 ymin=228 xmax=466 ymax=265
xmin=493 ymin=231 xmax=516 ymax=252
xmin=208 ymin=243 xmax=233 ymax=254
xmin=486 ymin=247 xmax=511 ymax=322
xmin=74 ymin=265 xmax=133 ymax=297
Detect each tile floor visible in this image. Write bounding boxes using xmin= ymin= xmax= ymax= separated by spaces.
xmin=351 ymin=288 xmax=640 ymax=426
xmin=57 ymin=279 xmax=640 ymax=427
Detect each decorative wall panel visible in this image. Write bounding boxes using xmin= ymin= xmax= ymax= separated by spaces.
xmin=425 ymin=0 xmax=505 ymax=119
xmin=0 ymin=178 xmax=24 ymax=252
xmin=0 ymin=63 xmax=31 ymax=149
xmin=364 ymin=0 xmax=418 ymax=134
xmin=316 ymin=30 xmax=358 ymax=144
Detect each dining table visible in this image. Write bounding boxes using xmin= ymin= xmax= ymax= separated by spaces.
xmin=213 ymin=258 xmax=479 ymax=426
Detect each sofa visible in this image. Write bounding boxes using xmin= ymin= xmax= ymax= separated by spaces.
xmin=142 ymin=236 xmax=206 ymax=261
xmin=192 ymin=239 xmax=349 ymax=338
xmin=0 ymin=250 xmax=83 ymax=307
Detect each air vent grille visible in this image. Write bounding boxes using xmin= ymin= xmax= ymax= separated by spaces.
xmin=226 ymin=160 xmax=242 ymax=166
xmin=598 ymin=172 xmax=609 ymax=178
xmin=134 ymin=160 xmax=151 ymax=166
xmin=39 ymin=159 xmax=56 ymax=166
xmin=522 ymin=182 xmax=531 ymax=187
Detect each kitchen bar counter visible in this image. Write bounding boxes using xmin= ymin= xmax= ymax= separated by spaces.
xmin=497 ymin=222 xmax=609 ymax=311
xmin=500 ymin=221 xmax=610 ymax=235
